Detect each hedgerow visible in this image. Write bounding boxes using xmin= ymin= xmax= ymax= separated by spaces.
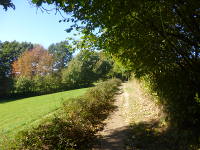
xmin=8 ymin=78 xmax=121 ymax=150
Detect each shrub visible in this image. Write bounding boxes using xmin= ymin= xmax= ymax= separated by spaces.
xmin=12 ymin=74 xmax=63 ymax=97
xmin=14 ymin=76 xmax=35 ymax=95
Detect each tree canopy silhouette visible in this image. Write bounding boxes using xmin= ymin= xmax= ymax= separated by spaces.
xmin=0 ymin=0 xmax=15 ymax=10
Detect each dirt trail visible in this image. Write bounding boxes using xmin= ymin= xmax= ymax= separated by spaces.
xmin=93 ymin=80 xmax=164 ymax=150
xmin=92 ymin=83 xmax=132 ymax=150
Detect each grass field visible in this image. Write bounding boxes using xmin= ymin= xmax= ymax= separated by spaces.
xmin=0 ymin=88 xmax=88 ymax=138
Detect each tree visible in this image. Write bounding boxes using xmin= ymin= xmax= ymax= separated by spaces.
xmin=107 ymin=60 xmax=131 ymax=80
xmin=14 ymin=76 xmax=34 ymax=94
xmin=12 ymin=45 xmax=54 ymax=78
xmin=48 ymin=41 xmax=73 ymax=71
xmin=0 ymin=41 xmax=33 ymax=78
xmin=31 ymin=0 xmax=200 ymax=77
xmin=62 ymin=50 xmax=111 ymax=88
xmin=0 ymin=41 xmax=33 ymax=96
xmin=0 ymin=0 xmax=15 ymax=10
xmin=32 ymin=74 xmax=62 ymax=94
xmin=92 ymin=52 xmax=112 ymax=79
xmin=62 ymin=50 xmax=97 ymax=88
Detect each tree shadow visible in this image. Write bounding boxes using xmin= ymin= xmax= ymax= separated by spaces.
xmin=126 ymin=121 xmax=199 ymax=150
xmin=93 ymin=126 xmax=132 ymax=150
xmin=0 ymin=94 xmax=41 ymax=103
xmin=93 ymin=120 xmax=199 ymax=150
xmin=0 ymin=86 xmax=93 ymax=104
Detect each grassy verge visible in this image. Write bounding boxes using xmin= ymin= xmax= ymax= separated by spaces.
xmin=5 ymin=78 xmax=121 ymax=150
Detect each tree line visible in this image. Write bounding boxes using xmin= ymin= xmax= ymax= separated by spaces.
xmin=0 ymin=40 xmax=128 ymax=97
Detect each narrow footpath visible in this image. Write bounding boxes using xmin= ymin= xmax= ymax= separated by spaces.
xmin=93 ymin=80 xmax=164 ymax=150
xmin=92 ymin=83 xmax=132 ymax=150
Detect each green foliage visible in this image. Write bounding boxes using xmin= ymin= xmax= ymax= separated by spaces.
xmin=35 ymin=0 xmax=199 ymax=78
xmin=14 ymin=76 xmax=35 ymax=94
xmin=140 ymin=71 xmax=200 ymax=141
xmin=0 ymin=41 xmax=33 ymax=96
xmin=32 ymin=75 xmax=44 ymax=93
xmin=0 ymin=77 xmax=13 ymax=96
xmin=138 ymin=62 xmax=200 ymax=147
xmin=62 ymin=50 xmax=112 ymax=88
xmin=93 ymin=52 xmax=113 ymax=79
xmin=107 ymin=60 xmax=131 ymax=80
xmin=1 ymin=42 xmax=114 ymax=97
xmin=9 ymin=79 xmax=121 ymax=150
xmin=62 ymin=56 xmax=85 ymax=88
xmin=42 ymin=74 xmax=62 ymax=93
xmin=48 ymin=41 xmax=73 ymax=71
xmin=13 ymin=74 xmax=63 ymax=96
xmin=0 ymin=41 xmax=33 ymax=77
xmin=0 ymin=0 xmax=15 ymax=10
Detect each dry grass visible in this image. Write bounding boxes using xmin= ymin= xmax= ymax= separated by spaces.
xmin=123 ymin=79 xmax=166 ymax=125
xmin=125 ymin=78 xmax=199 ymax=150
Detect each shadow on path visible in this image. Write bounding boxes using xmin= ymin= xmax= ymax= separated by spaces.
xmin=93 ymin=126 xmax=132 ymax=150
xmin=93 ymin=120 xmax=199 ymax=150
xmin=127 ymin=120 xmax=199 ymax=150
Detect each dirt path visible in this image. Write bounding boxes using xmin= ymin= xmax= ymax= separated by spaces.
xmin=92 ymin=80 xmax=164 ymax=150
xmin=92 ymin=83 xmax=132 ymax=150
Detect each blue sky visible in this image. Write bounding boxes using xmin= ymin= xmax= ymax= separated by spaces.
xmin=0 ymin=0 xmax=75 ymax=48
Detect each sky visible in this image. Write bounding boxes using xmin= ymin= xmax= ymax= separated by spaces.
xmin=0 ymin=0 xmax=75 ymax=48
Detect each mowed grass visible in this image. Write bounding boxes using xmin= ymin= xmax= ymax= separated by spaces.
xmin=0 ymin=88 xmax=88 ymax=137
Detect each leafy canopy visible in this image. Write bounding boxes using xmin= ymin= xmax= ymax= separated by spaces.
xmin=48 ymin=41 xmax=73 ymax=71
xmin=28 ymin=0 xmax=200 ymax=77
xmin=0 ymin=0 xmax=15 ymax=10
xmin=62 ymin=50 xmax=112 ymax=88
xmin=0 ymin=41 xmax=33 ymax=78
xmin=12 ymin=45 xmax=54 ymax=78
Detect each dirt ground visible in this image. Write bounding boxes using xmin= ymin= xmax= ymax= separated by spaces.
xmin=92 ymin=80 xmax=164 ymax=150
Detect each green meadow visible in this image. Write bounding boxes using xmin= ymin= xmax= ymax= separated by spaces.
xmin=0 ymin=88 xmax=88 ymax=137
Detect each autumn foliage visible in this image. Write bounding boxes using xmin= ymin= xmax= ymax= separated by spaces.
xmin=12 ymin=45 xmax=54 ymax=78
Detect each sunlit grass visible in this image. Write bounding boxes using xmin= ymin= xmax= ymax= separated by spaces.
xmin=0 ymin=88 xmax=88 ymax=137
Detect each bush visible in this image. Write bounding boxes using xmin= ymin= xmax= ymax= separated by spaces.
xmin=14 ymin=76 xmax=35 ymax=95
xmin=9 ymin=78 xmax=122 ymax=150
xmin=12 ymin=74 xmax=63 ymax=97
